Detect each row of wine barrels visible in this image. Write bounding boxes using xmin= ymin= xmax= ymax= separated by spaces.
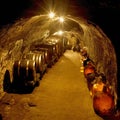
xmin=42 ymin=42 xmax=59 ymax=62
xmin=45 ymin=39 xmax=62 ymax=57
xmin=30 ymin=46 xmax=52 ymax=67
xmin=30 ymin=37 xmax=67 ymax=68
xmin=13 ymin=59 xmax=37 ymax=87
xmin=33 ymin=43 xmax=57 ymax=65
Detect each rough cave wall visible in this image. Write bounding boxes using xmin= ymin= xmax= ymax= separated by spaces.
xmin=0 ymin=16 xmax=50 ymax=99
xmin=79 ymin=21 xmax=117 ymax=100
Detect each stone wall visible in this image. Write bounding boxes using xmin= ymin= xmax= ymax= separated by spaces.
xmin=80 ymin=21 xmax=117 ymax=103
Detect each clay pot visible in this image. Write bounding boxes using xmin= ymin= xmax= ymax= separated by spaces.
xmin=83 ymin=57 xmax=95 ymax=67
xmin=90 ymin=78 xmax=111 ymax=97
xmin=84 ymin=64 xmax=96 ymax=91
xmin=91 ymin=81 xmax=105 ymax=96
xmin=84 ymin=64 xmax=96 ymax=86
xmin=93 ymin=92 xmax=115 ymax=117
xmin=84 ymin=63 xmax=95 ymax=75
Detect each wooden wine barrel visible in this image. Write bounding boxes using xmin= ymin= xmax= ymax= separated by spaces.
xmin=13 ymin=60 xmax=20 ymax=80
xmin=25 ymin=52 xmax=42 ymax=73
xmin=36 ymin=48 xmax=53 ymax=67
xmin=19 ymin=59 xmax=28 ymax=80
xmin=13 ymin=59 xmax=37 ymax=87
xmin=30 ymin=46 xmax=52 ymax=66
xmin=19 ymin=59 xmax=37 ymax=87
xmin=42 ymin=42 xmax=59 ymax=62
xmin=93 ymin=92 xmax=115 ymax=117
xmin=38 ymin=48 xmax=49 ymax=64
